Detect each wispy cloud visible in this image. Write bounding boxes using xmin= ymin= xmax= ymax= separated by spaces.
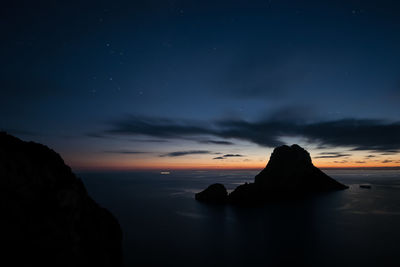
xmin=380 ymin=151 xmax=398 ymax=155
xmin=87 ymin=132 xmax=167 ymax=143
xmin=315 ymin=152 xmax=352 ymax=159
xmin=103 ymin=150 xmax=149 ymax=154
xmin=97 ymin=112 xmax=400 ymax=153
xmin=160 ymin=150 xmax=214 ymax=157
xmin=213 ymin=153 xmax=244 ymax=160
xmin=334 ymin=160 xmax=348 ymax=163
xmin=223 ymin=154 xmax=244 ymax=157
xmin=198 ymin=140 xmax=234 ymax=145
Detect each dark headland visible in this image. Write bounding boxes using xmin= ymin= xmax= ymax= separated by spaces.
xmin=0 ymin=132 xmax=122 ymax=267
xmin=196 ymin=144 xmax=348 ymax=204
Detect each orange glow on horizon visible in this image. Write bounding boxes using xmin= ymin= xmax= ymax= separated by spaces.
xmin=70 ymin=160 xmax=400 ymax=172
xmin=65 ymin=149 xmax=400 ymax=172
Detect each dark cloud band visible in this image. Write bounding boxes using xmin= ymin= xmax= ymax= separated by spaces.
xmin=160 ymin=150 xmax=213 ymax=157
xmin=101 ymin=115 xmax=400 ymax=153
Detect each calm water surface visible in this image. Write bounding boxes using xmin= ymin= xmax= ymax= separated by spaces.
xmin=80 ymin=169 xmax=400 ymax=267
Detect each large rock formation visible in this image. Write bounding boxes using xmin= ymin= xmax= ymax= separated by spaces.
xmin=255 ymin=144 xmax=347 ymax=192
xmin=196 ymin=144 xmax=348 ymax=205
xmin=0 ymin=132 xmax=122 ymax=267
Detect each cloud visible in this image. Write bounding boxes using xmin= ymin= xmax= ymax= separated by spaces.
xmin=103 ymin=150 xmax=148 ymax=154
xmin=382 ymin=160 xmax=393 ymax=163
xmin=198 ymin=140 xmax=234 ymax=145
xmin=380 ymin=151 xmax=398 ymax=155
xmin=160 ymin=150 xmax=214 ymax=157
xmin=365 ymin=155 xmax=376 ymax=158
xmin=318 ymin=152 xmax=345 ymax=155
xmin=334 ymin=160 xmax=348 ymax=163
xmin=355 ymin=161 xmax=366 ymax=164
xmin=223 ymin=154 xmax=244 ymax=157
xmin=100 ymin=114 xmax=400 ymax=153
xmin=315 ymin=152 xmax=352 ymax=159
xmin=315 ymin=155 xmax=350 ymax=159
xmin=87 ymin=132 xmax=168 ymax=143
xmin=136 ymin=139 xmax=169 ymax=143
xmin=302 ymin=119 xmax=400 ymax=152
xmin=213 ymin=153 xmax=244 ymax=160
xmin=106 ymin=115 xmax=213 ymax=138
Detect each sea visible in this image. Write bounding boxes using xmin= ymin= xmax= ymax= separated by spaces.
xmin=79 ymin=169 xmax=400 ymax=267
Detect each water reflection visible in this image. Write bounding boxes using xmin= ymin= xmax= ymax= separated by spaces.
xmin=81 ymin=169 xmax=400 ymax=267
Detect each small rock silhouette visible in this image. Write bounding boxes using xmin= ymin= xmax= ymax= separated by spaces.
xmin=195 ymin=183 xmax=228 ymax=203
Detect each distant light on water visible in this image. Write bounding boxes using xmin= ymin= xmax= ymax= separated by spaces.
xmin=160 ymin=171 xmax=170 ymax=175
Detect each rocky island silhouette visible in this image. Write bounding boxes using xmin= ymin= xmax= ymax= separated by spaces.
xmin=0 ymin=132 xmax=122 ymax=267
xmin=196 ymin=144 xmax=348 ymax=204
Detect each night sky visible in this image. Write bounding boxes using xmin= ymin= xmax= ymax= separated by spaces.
xmin=2 ymin=0 xmax=400 ymax=170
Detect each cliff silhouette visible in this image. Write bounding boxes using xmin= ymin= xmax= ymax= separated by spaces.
xmin=0 ymin=132 xmax=122 ymax=266
xmin=196 ymin=144 xmax=348 ymax=204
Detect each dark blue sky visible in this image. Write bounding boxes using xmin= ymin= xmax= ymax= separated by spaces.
xmin=1 ymin=0 xmax=400 ymax=169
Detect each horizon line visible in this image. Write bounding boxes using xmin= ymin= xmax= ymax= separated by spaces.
xmin=73 ymin=165 xmax=400 ymax=172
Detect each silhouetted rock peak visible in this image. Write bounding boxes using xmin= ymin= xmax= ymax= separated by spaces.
xmin=254 ymin=144 xmax=347 ymax=192
xmin=0 ymin=132 xmax=122 ymax=266
xmin=195 ymin=144 xmax=348 ymax=205
xmin=195 ymin=183 xmax=228 ymax=203
xmin=267 ymin=144 xmax=312 ymax=169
